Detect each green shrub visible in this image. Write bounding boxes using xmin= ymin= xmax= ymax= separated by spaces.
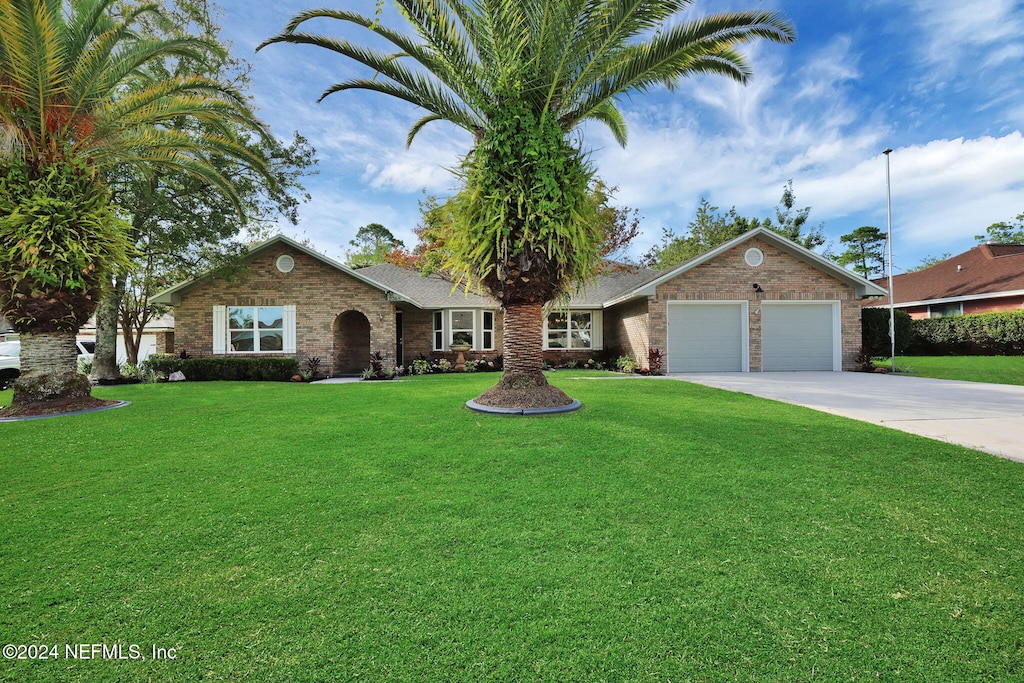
xmin=912 ymin=311 xmax=1024 ymax=355
xmin=143 ymin=355 xmax=299 ymax=381
xmin=615 ymin=355 xmax=639 ymax=373
xmin=861 ymin=307 xmax=914 ymax=357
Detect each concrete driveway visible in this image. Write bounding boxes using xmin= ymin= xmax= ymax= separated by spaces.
xmin=669 ymin=372 xmax=1024 ymax=463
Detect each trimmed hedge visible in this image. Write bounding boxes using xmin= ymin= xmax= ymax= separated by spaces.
xmin=912 ymin=310 xmax=1024 ymax=355
xmin=862 ymin=307 xmax=914 ymax=357
xmin=144 ymin=355 xmax=299 ymax=381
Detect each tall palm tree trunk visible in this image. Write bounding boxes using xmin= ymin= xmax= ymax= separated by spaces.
xmin=475 ymin=300 xmax=572 ymax=408
xmin=13 ymin=331 xmax=92 ymax=407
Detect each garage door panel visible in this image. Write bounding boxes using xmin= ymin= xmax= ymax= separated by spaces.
xmin=762 ymin=303 xmax=835 ymax=371
xmin=667 ymin=303 xmax=745 ymax=372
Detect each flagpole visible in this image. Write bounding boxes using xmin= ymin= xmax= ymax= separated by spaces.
xmin=883 ymin=148 xmax=895 ymax=372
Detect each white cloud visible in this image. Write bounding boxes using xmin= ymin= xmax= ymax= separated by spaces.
xmin=589 ymin=36 xmax=881 ymax=226
xmin=877 ymin=0 xmax=1024 ymax=122
xmin=898 ymin=0 xmax=1024 ymax=68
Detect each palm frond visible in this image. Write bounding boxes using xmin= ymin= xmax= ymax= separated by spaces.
xmin=320 ymin=78 xmax=480 ymax=136
xmin=407 ymin=113 xmax=446 ymax=147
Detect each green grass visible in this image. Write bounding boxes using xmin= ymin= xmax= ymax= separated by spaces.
xmin=2 ymin=374 xmax=1023 ymax=682
xmin=878 ymin=355 xmax=1024 ymax=385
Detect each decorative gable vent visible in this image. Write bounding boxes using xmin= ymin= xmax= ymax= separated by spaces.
xmin=744 ymin=248 xmax=764 ymax=267
xmin=276 ymin=254 xmax=295 ymax=273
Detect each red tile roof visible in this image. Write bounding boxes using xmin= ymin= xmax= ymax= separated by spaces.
xmin=870 ymin=244 xmax=1024 ymax=306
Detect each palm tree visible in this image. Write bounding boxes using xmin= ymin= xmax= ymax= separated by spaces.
xmin=0 ymin=0 xmax=271 ymax=409
xmin=260 ymin=0 xmax=795 ymax=409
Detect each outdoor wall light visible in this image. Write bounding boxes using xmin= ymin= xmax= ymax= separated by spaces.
xmin=752 ymin=283 xmax=764 ymax=293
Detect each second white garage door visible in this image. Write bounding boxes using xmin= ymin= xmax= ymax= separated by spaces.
xmin=667 ymin=302 xmax=747 ymax=372
xmin=761 ymin=302 xmax=839 ymax=371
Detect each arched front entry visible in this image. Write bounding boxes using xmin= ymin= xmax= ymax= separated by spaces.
xmin=333 ymin=310 xmax=370 ymax=375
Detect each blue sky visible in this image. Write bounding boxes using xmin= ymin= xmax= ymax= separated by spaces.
xmin=216 ymin=0 xmax=1024 ymax=273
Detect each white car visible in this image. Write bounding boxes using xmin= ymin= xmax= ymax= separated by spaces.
xmin=0 ymin=340 xmax=95 ymax=390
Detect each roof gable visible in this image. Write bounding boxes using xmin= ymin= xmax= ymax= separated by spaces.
xmin=609 ymin=228 xmax=887 ymax=304
xmin=152 ymin=235 xmax=409 ymax=306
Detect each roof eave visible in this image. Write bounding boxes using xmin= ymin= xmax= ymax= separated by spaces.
xmin=865 ymin=288 xmax=1024 ymax=309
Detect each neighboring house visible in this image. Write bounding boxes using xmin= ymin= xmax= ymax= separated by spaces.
xmin=152 ymin=229 xmax=885 ymax=374
xmin=866 ymin=244 xmax=1024 ymax=319
xmin=78 ymin=313 xmax=176 ymax=364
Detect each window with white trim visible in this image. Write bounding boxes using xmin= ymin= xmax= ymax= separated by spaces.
xmin=431 ymin=310 xmax=496 ymax=351
xmin=229 ymin=306 xmax=283 ymax=351
xmin=432 ymin=311 xmax=444 ymax=351
xmin=450 ymin=310 xmax=474 ymax=346
xmin=483 ymin=311 xmax=495 ymax=351
xmin=544 ymin=310 xmax=601 ymax=350
xmin=213 ymin=305 xmax=295 ymax=354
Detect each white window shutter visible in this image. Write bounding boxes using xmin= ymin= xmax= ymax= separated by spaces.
xmin=283 ymin=305 xmax=297 ymax=354
xmin=212 ymin=306 xmax=226 ymax=355
xmin=474 ymin=310 xmax=481 ymax=351
xmin=591 ymin=310 xmax=604 ymax=350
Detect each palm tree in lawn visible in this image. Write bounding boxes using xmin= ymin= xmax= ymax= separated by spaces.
xmin=260 ymin=0 xmax=794 ymax=409
xmin=0 ymin=0 xmax=271 ymax=410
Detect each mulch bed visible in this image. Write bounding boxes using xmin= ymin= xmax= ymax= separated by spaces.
xmin=473 ymin=383 xmax=575 ymax=410
xmin=0 ymin=396 xmax=120 ymax=419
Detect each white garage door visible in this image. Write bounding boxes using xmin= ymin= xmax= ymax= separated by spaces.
xmin=761 ymin=302 xmax=838 ymax=371
xmin=667 ymin=302 xmax=746 ymax=372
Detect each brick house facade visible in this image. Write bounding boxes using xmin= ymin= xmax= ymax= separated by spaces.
xmin=153 ymin=231 xmax=884 ymax=375
xmin=644 ymin=238 xmax=866 ymax=371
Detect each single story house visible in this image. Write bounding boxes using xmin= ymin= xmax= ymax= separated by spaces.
xmin=152 ymin=228 xmax=886 ymax=374
xmin=866 ymin=244 xmax=1024 ymax=319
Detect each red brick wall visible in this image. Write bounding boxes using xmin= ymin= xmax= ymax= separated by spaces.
xmin=400 ymin=309 xmax=435 ymax=363
xmin=173 ymin=247 xmax=395 ymax=375
xmin=155 ymin=331 xmax=174 ymax=354
xmin=898 ymin=296 xmax=1024 ymax=319
xmin=964 ymin=296 xmax=1024 ymax=315
xmin=647 ymin=238 xmax=863 ymax=371
xmin=605 ymin=298 xmax=650 ymax=367
xmin=396 ymin=308 xmax=505 ymax=366
xmin=903 ymin=305 xmax=929 ymax=320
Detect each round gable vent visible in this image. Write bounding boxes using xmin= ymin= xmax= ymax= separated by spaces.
xmin=276 ymin=254 xmax=295 ymax=273
xmin=744 ymin=247 xmax=764 ymax=267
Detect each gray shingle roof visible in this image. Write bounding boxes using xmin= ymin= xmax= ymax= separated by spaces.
xmin=567 ymin=266 xmax=660 ymax=307
xmin=360 ymin=263 xmax=659 ymax=309
xmin=358 ymin=264 xmax=496 ymax=308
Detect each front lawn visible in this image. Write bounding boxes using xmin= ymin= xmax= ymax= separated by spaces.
xmin=879 ymin=355 xmax=1024 ymax=385
xmin=2 ymin=374 xmax=1023 ymax=682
